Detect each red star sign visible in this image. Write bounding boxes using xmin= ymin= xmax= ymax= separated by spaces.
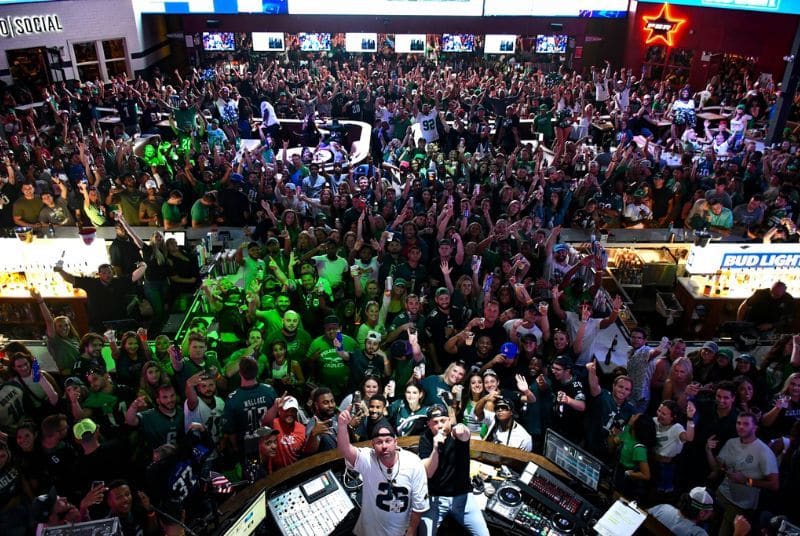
xmin=642 ymin=3 xmax=686 ymax=47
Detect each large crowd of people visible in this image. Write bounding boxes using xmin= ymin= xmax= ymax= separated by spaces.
xmin=1 ymin=47 xmax=800 ymax=536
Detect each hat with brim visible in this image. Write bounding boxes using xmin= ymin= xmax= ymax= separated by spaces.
xmin=689 ymin=487 xmax=714 ymax=511
xmin=701 ymin=341 xmax=719 ymax=354
xmin=717 ymin=348 xmax=734 ymax=361
xmin=735 ymin=353 xmax=757 ymax=366
xmin=323 ymin=315 xmax=340 ymax=327
xmin=255 ymin=426 xmax=279 ymax=438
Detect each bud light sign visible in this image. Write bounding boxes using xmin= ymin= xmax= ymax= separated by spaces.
xmin=721 ymin=252 xmax=800 ymax=269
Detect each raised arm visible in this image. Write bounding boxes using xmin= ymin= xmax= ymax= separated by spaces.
xmin=336 ymin=409 xmax=358 ymax=466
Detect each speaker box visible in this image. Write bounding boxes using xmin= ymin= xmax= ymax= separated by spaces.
xmin=206 ymin=19 xmax=221 ymax=28
xmin=549 ymin=23 xmax=564 ymax=31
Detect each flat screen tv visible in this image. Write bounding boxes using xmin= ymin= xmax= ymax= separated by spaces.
xmin=202 ymin=32 xmax=235 ymax=51
xmin=441 ymin=33 xmax=474 ymax=53
xmin=535 ymin=34 xmax=568 ymax=54
xmin=298 ymin=32 xmax=331 ymax=51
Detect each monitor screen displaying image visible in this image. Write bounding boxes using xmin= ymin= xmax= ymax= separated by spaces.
xmin=441 ymin=33 xmax=474 ymax=53
xmin=298 ymin=32 xmax=331 ymax=51
xmin=395 ymin=34 xmax=426 ymax=54
xmin=535 ymin=34 xmax=568 ymax=54
xmin=345 ymin=33 xmax=378 ymax=52
xmin=484 ymin=34 xmax=516 ymax=54
xmin=202 ymin=32 xmax=236 ymax=51
xmin=252 ymin=32 xmax=285 ymax=51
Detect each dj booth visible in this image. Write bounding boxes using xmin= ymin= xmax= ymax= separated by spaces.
xmin=216 ymin=431 xmax=672 ymax=536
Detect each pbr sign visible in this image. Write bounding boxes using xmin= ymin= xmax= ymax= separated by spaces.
xmin=721 ymin=252 xmax=800 ymax=269
xmin=0 ymin=14 xmax=63 ymax=38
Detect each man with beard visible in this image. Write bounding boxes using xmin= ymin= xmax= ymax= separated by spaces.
xmin=347 ymin=331 xmax=390 ymax=390
xmin=55 ymin=262 xmax=145 ymax=333
xmin=337 ymin=412 xmax=428 ymax=536
xmin=261 ymin=395 xmax=306 ymax=470
xmin=263 ymin=310 xmax=312 ymax=370
xmin=304 ymin=387 xmax=339 ymax=455
xmin=72 ymin=332 xmax=107 ymax=379
xmin=252 ymin=291 xmax=293 ymax=334
xmin=547 ymin=356 xmax=587 ymax=443
xmin=307 ymin=316 xmax=359 ymax=396
xmin=32 ymin=485 xmax=106 ymax=534
xmin=351 ymin=394 xmax=389 ymax=442
xmin=386 ymin=293 xmax=427 ymax=347
xmin=425 ymin=287 xmax=467 ymax=372
xmin=126 ymin=383 xmax=184 ymax=452
xmin=184 ymin=371 xmax=225 ymax=445
xmin=418 ymin=405 xmax=488 ymax=536
xmin=585 ymin=361 xmax=634 ymax=460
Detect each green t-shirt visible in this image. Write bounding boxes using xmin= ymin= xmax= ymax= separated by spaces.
xmin=190 ymin=199 xmax=211 ymax=226
xmin=618 ymin=425 xmax=648 ymax=470
xmin=307 ymin=335 xmax=358 ymax=394
xmin=115 ymin=190 xmax=144 ymax=226
xmin=13 ymin=197 xmax=44 ymax=224
xmin=45 ymin=335 xmax=80 ymax=375
xmin=162 ymin=202 xmax=182 ymax=224
xmin=264 ymin=328 xmax=312 ymax=366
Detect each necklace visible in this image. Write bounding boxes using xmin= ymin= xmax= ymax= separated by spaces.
xmin=378 ymin=451 xmax=399 ymax=486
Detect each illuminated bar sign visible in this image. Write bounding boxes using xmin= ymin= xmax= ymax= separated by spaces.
xmin=721 ymin=252 xmax=800 ymax=269
xmin=642 ymin=4 xmax=686 ymax=46
xmin=0 ymin=14 xmax=63 ymax=38
xmin=686 ymin=243 xmax=800 ymax=273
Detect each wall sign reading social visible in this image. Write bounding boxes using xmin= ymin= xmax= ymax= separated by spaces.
xmin=0 ymin=14 xmax=63 ymax=38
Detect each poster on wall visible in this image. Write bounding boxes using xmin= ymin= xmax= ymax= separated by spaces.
xmin=288 ymin=0 xmax=483 ymax=16
xmin=345 ymin=33 xmax=378 ymax=53
xmin=395 ymin=34 xmax=426 ymax=54
xmin=252 ymin=32 xmax=285 ymax=51
xmin=484 ymin=35 xmax=516 ymax=54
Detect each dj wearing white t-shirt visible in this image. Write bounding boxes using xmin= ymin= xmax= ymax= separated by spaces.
xmin=338 ymin=410 xmax=429 ymax=536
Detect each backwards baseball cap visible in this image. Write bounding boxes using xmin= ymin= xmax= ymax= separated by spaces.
xmin=145 ymin=179 xmax=158 ymax=190
xmin=31 ymin=487 xmax=58 ymax=523
xmin=701 ymin=341 xmax=719 ymax=354
xmin=689 ymin=487 xmax=714 ymax=511
xmin=435 ymin=287 xmax=450 ymax=297
xmin=370 ymin=419 xmax=397 ymax=439
xmin=426 ymin=404 xmax=448 ymax=419
xmin=366 ymin=330 xmax=382 ymax=343
xmin=73 ymin=418 xmax=97 ymax=439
